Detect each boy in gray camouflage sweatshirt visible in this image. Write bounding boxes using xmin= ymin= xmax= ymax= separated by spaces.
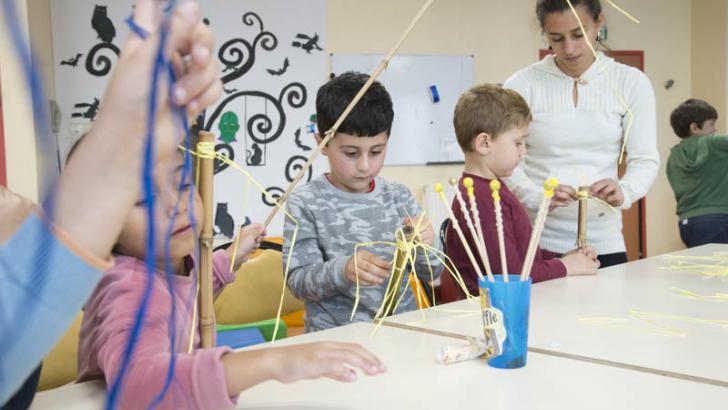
xmin=283 ymin=72 xmax=442 ymax=332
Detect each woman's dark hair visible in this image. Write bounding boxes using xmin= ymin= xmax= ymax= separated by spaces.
xmin=536 ymin=0 xmax=602 ymax=29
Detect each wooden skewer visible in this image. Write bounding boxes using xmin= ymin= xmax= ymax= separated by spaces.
xmin=490 ymin=179 xmax=508 ymax=282
xmin=263 ymin=0 xmax=436 ymax=228
xmin=197 ymin=131 xmax=216 ymax=348
xmin=521 ymin=178 xmax=558 ymax=282
xmin=450 ymin=178 xmax=494 ymax=282
xmin=462 ymin=177 xmax=495 ymax=282
xmin=435 ymin=183 xmax=486 ymax=281
xmin=576 ymin=185 xmax=589 ymax=249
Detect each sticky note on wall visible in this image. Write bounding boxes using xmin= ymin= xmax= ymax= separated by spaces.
xmin=429 ymin=85 xmax=440 ymax=103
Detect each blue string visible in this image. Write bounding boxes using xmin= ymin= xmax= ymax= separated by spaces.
xmin=105 ymin=16 xmax=170 ymax=410
xmin=147 ymin=64 xmax=197 ymax=409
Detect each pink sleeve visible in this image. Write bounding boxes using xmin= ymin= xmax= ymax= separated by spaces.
xmin=94 ymin=278 xmax=236 ymax=409
xmin=212 ymin=250 xmax=236 ymax=294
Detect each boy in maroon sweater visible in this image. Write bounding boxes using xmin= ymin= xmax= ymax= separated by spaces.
xmin=441 ymin=84 xmax=599 ymax=301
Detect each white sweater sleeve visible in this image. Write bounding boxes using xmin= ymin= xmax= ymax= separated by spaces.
xmin=503 ymin=72 xmax=545 ymax=213
xmin=618 ymin=69 xmax=660 ymax=209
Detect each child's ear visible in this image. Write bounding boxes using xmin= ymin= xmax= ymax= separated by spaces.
xmin=473 ymin=132 xmax=492 ymax=154
xmin=688 ymin=122 xmax=702 ymax=136
xmin=314 ymin=132 xmax=329 ymax=155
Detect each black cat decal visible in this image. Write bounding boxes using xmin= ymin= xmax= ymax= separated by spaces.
xmin=214 ymin=203 xmax=235 ymax=238
xmin=92 ymin=5 xmax=116 ymax=44
xmin=246 ymin=143 xmax=263 ymax=166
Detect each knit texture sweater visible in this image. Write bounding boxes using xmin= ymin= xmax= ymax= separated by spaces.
xmin=283 ymin=175 xmax=442 ymax=332
xmin=504 ymin=52 xmax=659 ymax=254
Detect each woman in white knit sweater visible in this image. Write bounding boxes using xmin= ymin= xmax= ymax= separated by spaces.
xmin=504 ymin=0 xmax=659 ymax=267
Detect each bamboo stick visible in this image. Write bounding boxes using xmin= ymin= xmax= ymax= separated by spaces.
xmin=521 ymin=178 xmax=558 ymax=282
xmin=263 ymin=0 xmax=436 ymax=228
xmin=490 ymin=179 xmax=508 ymax=281
xmin=458 ymin=177 xmax=494 ymax=282
xmin=576 ymin=185 xmax=589 ymax=249
xmin=197 ymin=131 xmax=216 ymax=348
xmin=435 ymin=183 xmax=485 ymax=281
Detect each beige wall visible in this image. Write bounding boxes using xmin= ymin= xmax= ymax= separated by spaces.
xmin=1 ymin=0 xmax=714 ymax=255
xmin=0 ymin=1 xmax=39 ymax=200
xmin=329 ymin=0 xmax=692 ymax=256
xmin=691 ymin=0 xmax=728 ymax=134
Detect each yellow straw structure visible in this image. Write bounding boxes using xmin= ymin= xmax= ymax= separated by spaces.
xmin=450 ymin=178 xmax=494 ymax=282
xmin=605 ymin=0 xmax=640 ymax=24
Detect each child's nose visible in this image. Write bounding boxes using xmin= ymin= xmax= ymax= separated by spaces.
xmin=357 ymin=155 xmax=370 ymax=173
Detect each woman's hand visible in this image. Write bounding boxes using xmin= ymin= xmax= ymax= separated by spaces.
xmin=589 ymin=178 xmax=624 ymax=207
xmin=549 ymin=184 xmax=577 ymax=210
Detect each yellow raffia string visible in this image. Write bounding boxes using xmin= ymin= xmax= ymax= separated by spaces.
xmin=349 ymin=216 xmax=475 ymax=335
xmin=658 ymin=253 xmax=728 ymax=277
xmin=580 ymin=309 xmax=728 ymax=337
xmin=605 ymin=0 xmax=640 ymax=24
xmin=670 ymin=287 xmax=728 ymax=302
xmin=565 ymin=0 xmax=634 ymax=165
xmin=182 ymin=145 xmax=299 ymax=342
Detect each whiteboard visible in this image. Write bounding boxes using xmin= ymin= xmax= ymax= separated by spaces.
xmin=330 ymin=53 xmax=473 ymax=165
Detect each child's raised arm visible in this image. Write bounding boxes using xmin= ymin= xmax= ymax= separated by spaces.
xmin=54 ymin=0 xmax=221 ymax=261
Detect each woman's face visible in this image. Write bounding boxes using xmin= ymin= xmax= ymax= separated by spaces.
xmin=543 ymin=5 xmax=604 ymax=77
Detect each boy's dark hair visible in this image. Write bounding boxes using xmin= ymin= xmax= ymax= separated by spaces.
xmin=316 ymin=71 xmax=394 ymax=138
xmin=536 ymin=0 xmax=602 ymax=29
xmin=670 ymin=99 xmax=719 ymax=138
xmin=453 ymin=84 xmax=532 ymax=152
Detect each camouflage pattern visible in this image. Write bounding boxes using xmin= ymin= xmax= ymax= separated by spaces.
xmin=283 ymin=175 xmax=442 ymax=332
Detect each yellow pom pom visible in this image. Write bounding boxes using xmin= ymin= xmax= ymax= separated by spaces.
xmin=463 ymin=177 xmax=474 ymax=189
xmin=489 ymin=179 xmax=501 ymax=191
xmin=544 ymin=177 xmax=559 ymax=191
xmin=434 ymin=183 xmax=443 ymax=193
xmin=448 ymin=178 xmax=458 ymax=186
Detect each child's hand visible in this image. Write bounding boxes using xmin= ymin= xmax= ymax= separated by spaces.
xmin=564 ymin=245 xmax=598 ymax=261
xmin=589 ymin=178 xmax=624 ymax=207
xmin=550 ymin=184 xmax=577 ymax=210
xmin=227 ymin=223 xmax=266 ymax=269
xmin=345 ymin=250 xmax=391 ymax=286
xmin=269 ymin=342 xmax=386 ymax=383
xmin=561 ymin=251 xmax=600 ymax=276
xmin=403 ymin=215 xmax=435 ymax=246
xmin=221 ymin=342 xmax=386 ymax=394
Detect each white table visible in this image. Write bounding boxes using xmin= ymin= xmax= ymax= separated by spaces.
xmin=384 ymin=243 xmax=728 ymax=387
xmin=32 ymin=322 xmax=728 ymax=409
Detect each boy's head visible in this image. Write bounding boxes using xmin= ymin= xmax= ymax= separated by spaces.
xmin=453 ymin=84 xmax=531 ymax=178
xmin=315 ymin=72 xmax=394 ymax=193
xmin=670 ymin=99 xmax=718 ymax=138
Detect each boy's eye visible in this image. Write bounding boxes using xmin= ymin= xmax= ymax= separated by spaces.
xmin=178 ymin=182 xmax=192 ymax=191
xmin=371 ymin=150 xmax=383 ymax=156
xmin=344 ymin=151 xmax=357 ymax=157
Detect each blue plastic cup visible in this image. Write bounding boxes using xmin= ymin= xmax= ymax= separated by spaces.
xmin=479 ymin=275 xmax=531 ymax=369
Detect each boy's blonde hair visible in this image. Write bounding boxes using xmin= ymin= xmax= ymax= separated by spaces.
xmin=453 ymin=84 xmax=531 ymax=152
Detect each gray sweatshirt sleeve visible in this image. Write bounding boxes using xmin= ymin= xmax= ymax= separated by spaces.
xmin=283 ymin=192 xmax=351 ymax=302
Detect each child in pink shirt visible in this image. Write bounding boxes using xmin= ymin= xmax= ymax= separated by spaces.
xmin=77 ymin=150 xmax=385 ymax=409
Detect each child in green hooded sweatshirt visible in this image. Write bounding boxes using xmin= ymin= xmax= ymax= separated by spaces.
xmin=666 ymin=99 xmax=728 ymax=247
